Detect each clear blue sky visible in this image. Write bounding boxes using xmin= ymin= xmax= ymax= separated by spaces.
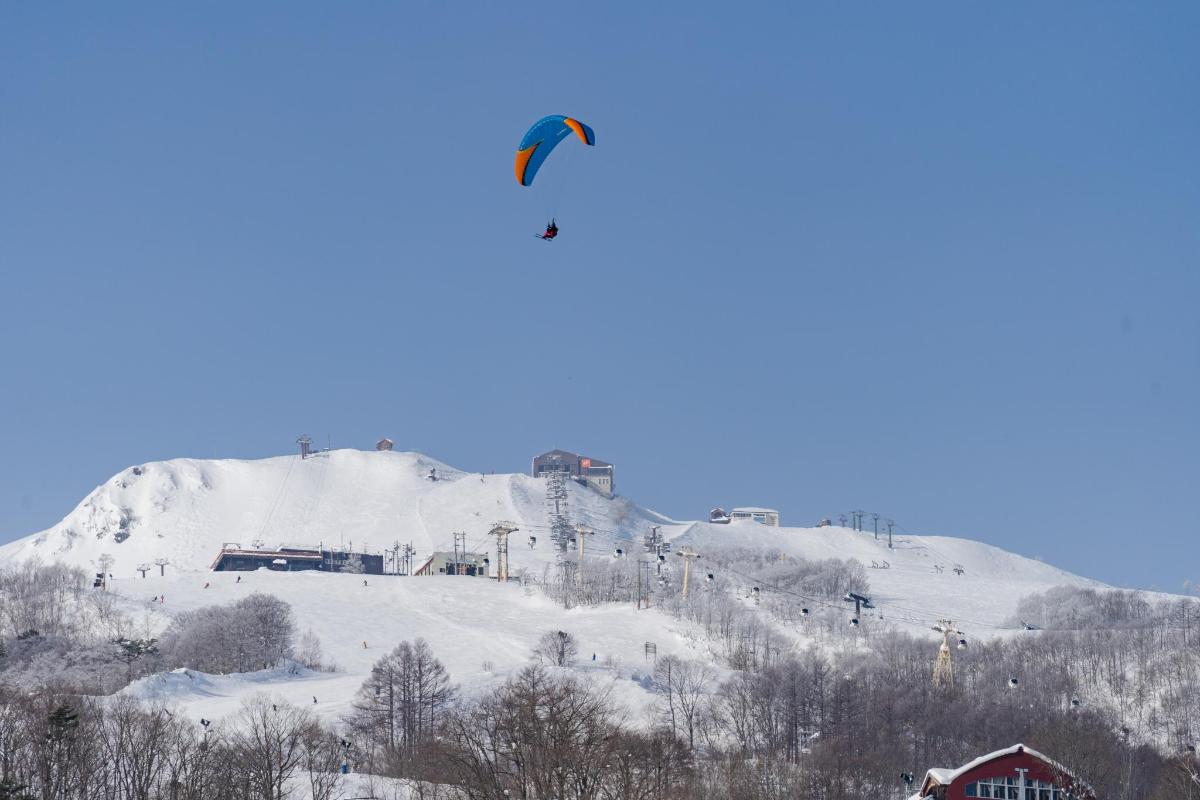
xmin=2 ymin=3 xmax=1197 ymax=592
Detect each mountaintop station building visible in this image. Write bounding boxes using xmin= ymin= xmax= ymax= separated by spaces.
xmin=730 ymin=507 xmax=781 ymax=527
xmin=532 ymin=449 xmax=615 ymax=498
xmin=913 ymin=744 xmax=1094 ymax=800
xmin=210 ymin=545 xmax=384 ymax=575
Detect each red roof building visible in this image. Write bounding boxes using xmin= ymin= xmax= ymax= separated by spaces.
xmin=915 ymin=744 xmax=1094 ymax=800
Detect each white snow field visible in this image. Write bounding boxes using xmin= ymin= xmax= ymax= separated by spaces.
xmin=108 ymin=567 xmax=699 ymax=728
xmin=0 ymin=448 xmax=1117 ymax=724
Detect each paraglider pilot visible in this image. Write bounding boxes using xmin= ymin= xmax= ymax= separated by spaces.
xmin=539 ymin=219 xmax=558 ymax=240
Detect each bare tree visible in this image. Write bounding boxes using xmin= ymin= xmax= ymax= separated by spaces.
xmin=655 ymin=656 xmax=715 ymax=749
xmin=439 ymin=665 xmax=618 ymax=800
xmin=347 ymin=638 xmax=456 ymax=776
xmin=300 ymin=723 xmax=345 ymax=800
xmin=161 ymin=593 xmax=295 ymax=674
xmin=534 ymin=630 xmax=579 ymax=667
xmin=227 ymin=695 xmax=312 ymax=800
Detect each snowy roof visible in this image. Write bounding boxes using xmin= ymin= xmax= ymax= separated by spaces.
xmin=920 ymin=743 xmax=1085 ymax=792
xmin=731 ymin=507 xmax=779 ymax=514
xmin=208 ymin=548 xmax=323 ymax=570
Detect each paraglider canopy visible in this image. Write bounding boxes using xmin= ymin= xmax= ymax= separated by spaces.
xmin=515 ymin=115 xmax=595 ymax=187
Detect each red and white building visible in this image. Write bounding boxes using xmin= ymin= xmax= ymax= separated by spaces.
xmin=913 ymin=744 xmax=1094 ymax=800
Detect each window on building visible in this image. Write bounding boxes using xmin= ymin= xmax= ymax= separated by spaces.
xmin=965 ymin=780 xmax=1063 ymax=800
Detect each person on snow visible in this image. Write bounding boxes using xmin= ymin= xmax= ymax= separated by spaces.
xmin=539 ymin=219 xmax=559 ymax=240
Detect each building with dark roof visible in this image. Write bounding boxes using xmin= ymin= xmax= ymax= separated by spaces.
xmin=210 ymin=545 xmax=384 ymax=575
xmin=531 ymin=449 xmax=615 ymax=497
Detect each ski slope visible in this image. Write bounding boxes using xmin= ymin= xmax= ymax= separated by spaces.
xmin=0 ymin=448 xmax=1127 ymax=725
xmin=669 ymin=521 xmax=1104 ymax=632
xmin=111 ymin=568 xmax=698 ymax=728
xmin=0 ymin=449 xmax=669 ymax=576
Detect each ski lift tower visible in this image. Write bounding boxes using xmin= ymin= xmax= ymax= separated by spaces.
xmin=489 ymin=522 xmax=518 ymax=582
xmin=676 ymin=547 xmax=701 ymax=598
xmin=297 ymin=435 xmax=313 ymax=459
xmin=545 ymin=469 xmax=572 ymax=551
xmin=932 ymin=619 xmax=964 ymax=691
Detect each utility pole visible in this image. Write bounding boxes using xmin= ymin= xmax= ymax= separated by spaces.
xmin=636 ymin=560 xmax=655 ymax=610
xmin=401 ymin=543 xmax=415 ymax=575
xmin=676 ymin=548 xmax=701 ymax=599
xmin=489 ymin=522 xmax=518 ymax=583
xmin=452 ymin=532 xmax=467 ymax=576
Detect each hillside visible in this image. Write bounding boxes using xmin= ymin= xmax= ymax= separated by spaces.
xmin=0 ymin=448 xmax=1101 ymax=633
xmin=0 ymin=449 xmax=667 ymax=575
xmin=0 ymin=448 xmax=1126 ymax=725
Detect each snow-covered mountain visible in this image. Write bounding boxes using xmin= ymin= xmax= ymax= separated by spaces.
xmin=0 ymin=448 xmax=1099 ymax=630
xmin=0 ymin=449 xmax=667 ymax=575
xmin=0 ymin=448 xmax=1116 ymax=724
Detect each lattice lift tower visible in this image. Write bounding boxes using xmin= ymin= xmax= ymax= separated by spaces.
xmin=489 ymin=522 xmax=518 ymax=582
xmin=545 ymin=470 xmax=572 ymax=550
xmin=932 ymin=619 xmax=963 ymax=691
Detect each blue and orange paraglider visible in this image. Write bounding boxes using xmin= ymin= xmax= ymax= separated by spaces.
xmin=516 ymin=115 xmax=595 ymax=241
xmin=515 ymin=115 xmax=595 ymax=187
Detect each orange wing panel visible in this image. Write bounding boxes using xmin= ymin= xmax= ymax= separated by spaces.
xmin=563 ymin=118 xmax=588 ymax=144
xmin=515 ymin=143 xmax=539 ymax=185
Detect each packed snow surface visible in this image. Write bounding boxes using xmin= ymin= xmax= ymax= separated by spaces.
xmin=0 ymin=448 xmax=1117 ymax=724
xmin=112 ymin=569 xmax=691 ymax=728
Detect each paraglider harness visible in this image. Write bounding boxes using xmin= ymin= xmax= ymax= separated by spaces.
xmin=538 ymin=219 xmax=559 ymax=241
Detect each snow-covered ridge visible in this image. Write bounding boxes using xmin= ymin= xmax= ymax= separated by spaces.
xmin=0 ymin=449 xmax=668 ymax=575
xmin=0 ymin=448 xmax=1115 ymax=634
xmin=0 ymin=447 xmax=1169 ymax=732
